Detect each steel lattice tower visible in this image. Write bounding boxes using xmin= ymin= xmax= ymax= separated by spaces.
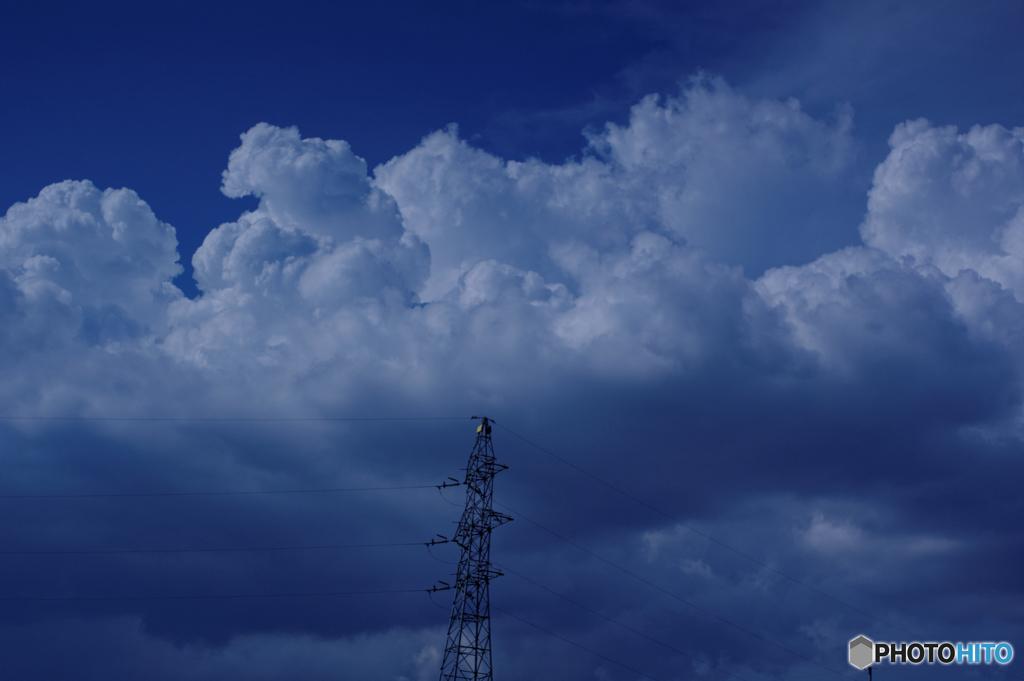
xmin=439 ymin=416 xmax=511 ymax=681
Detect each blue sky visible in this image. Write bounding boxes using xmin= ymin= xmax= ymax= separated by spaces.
xmin=0 ymin=1 xmax=1022 ymax=679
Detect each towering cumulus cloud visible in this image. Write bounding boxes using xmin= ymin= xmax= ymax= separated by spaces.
xmin=863 ymin=120 xmax=1024 ymax=299
xmin=376 ymin=77 xmax=858 ymax=298
xmin=0 ymin=181 xmax=185 ymax=417
xmin=760 ymin=120 xmax=1024 ymax=387
xmin=168 ymin=123 xmax=429 ymax=374
xmin=0 ymin=180 xmax=181 ymax=344
xmin=0 ymin=78 xmax=1020 ymax=680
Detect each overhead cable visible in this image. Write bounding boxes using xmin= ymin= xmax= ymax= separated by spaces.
xmin=0 ymin=416 xmax=470 ymax=422
xmin=0 ymin=588 xmax=426 ymax=602
xmin=492 ymin=604 xmax=665 ymax=681
xmin=497 ymin=501 xmax=853 ymax=680
xmin=496 ymin=422 xmax=916 ymax=639
xmin=0 ymin=484 xmax=438 ymax=499
xmin=0 ymin=541 xmax=424 ymax=555
xmin=496 ymin=562 xmax=753 ymax=681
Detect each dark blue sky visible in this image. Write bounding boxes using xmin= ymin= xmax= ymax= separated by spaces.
xmin=3 ymin=0 xmax=1020 ymax=295
xmin=0 ymin=1 xmax=1022 ymax=679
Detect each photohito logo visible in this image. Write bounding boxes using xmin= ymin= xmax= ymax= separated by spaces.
xmin=848 ymin=635 xmax=1014 ymax=670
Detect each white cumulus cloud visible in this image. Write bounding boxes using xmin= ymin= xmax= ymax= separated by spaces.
xmin=861 ymin=119 xmax=1024 ymax=300
xmin=0 ymin=180 xmax=182 ymax=346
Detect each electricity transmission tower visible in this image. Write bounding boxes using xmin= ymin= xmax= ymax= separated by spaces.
xmin=437 ymin=416 xmax=512 ymax=681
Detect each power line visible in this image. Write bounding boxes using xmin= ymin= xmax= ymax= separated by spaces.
xmin=496 ymin=562 xmax=753 ymax=681
xmin=0 ymin=541 xmax=424 ymax=555
xmin=492 ymin=604 xmax=665 ymax=681
xmin=0 ymin=588 xmax=426 ymax=602
xmin=0 ymin=416 xmax=469 ymax=422
xmin=497 ymin=501 xmax=853 ymax=680
xmin=0 ymin=484 xmax=438 ymax=499
xmin=496 ymin=422 xmax=916 ymax=639
xmin=501 ymin=564 xmax=913 ymax=681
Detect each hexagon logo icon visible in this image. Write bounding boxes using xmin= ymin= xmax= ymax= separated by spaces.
xmin=849 ymin=635 xmax=874 ymax=670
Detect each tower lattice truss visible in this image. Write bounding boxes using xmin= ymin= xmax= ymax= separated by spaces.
xmin=439 ymin=417 xmax=512 ymax=681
